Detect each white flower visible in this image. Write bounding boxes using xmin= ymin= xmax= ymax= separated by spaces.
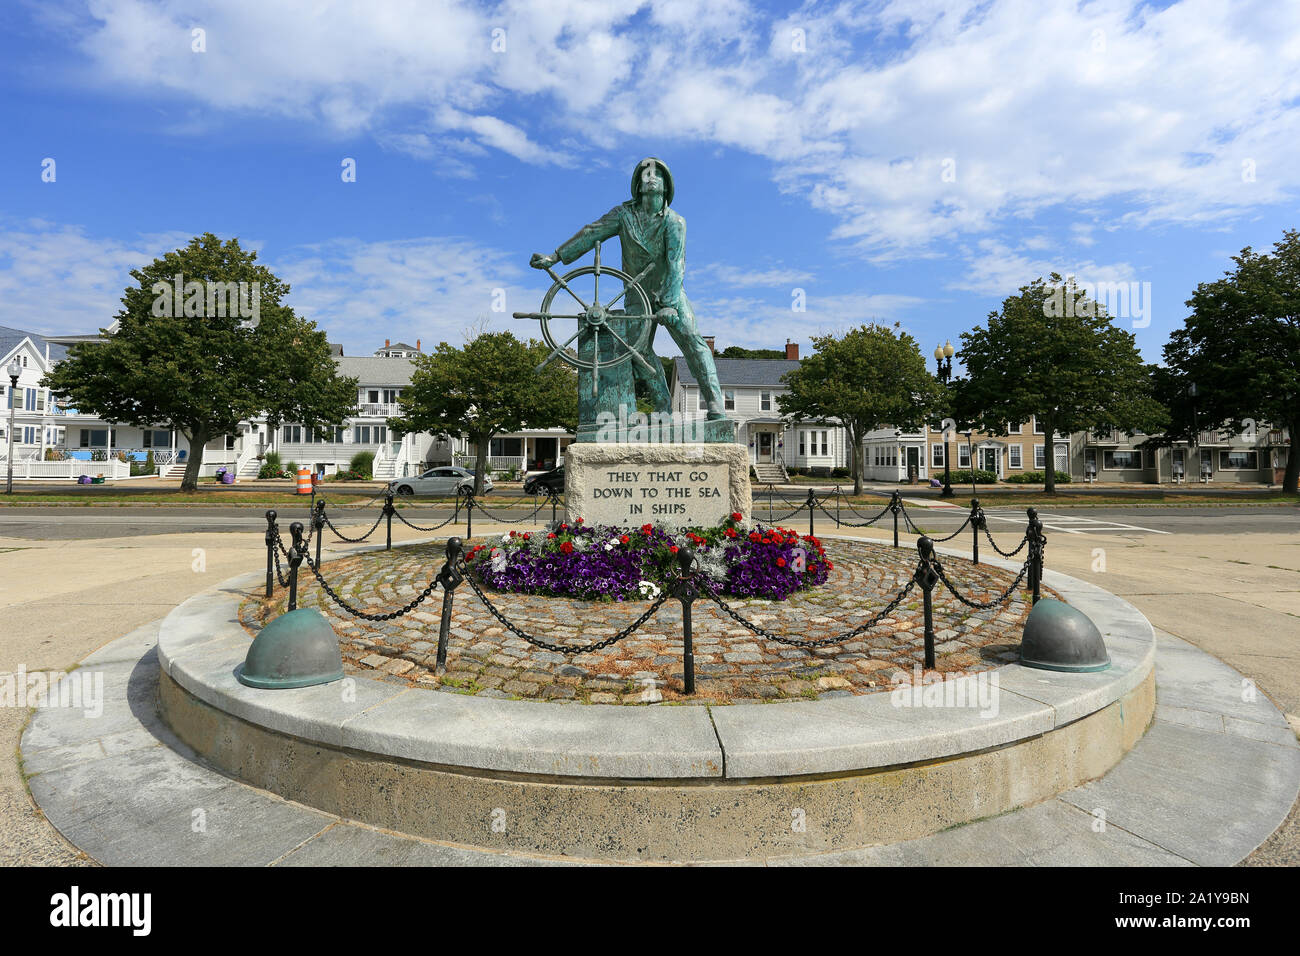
xmin=637 ymin=580 xmax=661 ymax=600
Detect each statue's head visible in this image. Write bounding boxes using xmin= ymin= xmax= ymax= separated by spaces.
xmin=630 ymin=157 xmax=674 ymax=206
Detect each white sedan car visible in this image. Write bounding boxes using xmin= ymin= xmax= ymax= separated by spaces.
xmin=388 ymin=466 xmax=493 ymax=497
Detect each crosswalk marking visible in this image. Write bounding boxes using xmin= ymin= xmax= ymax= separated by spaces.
xmin=984 ymin=511 xmax=1171 ymax=535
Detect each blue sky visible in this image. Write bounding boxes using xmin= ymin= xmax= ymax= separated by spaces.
xmin=2 ymin=0 xmax=1298 ymax=368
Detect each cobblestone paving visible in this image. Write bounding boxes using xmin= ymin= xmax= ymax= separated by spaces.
xmin=242 ymin=538 xmax=1054 ymax=705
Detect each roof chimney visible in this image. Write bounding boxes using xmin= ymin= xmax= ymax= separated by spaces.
xmin=785 ymin=339 xmax=799 ymax=361
xmin=385 ymin=338 xmax=390 ymax=348
xmin=703 ymin=335 xmax=715 ymax=354
xmin=416 ymin=338 xmax=421 ymax=352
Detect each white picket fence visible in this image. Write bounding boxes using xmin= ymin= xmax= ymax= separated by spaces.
xmin=0 ymin=458 xmax=131 ymax=479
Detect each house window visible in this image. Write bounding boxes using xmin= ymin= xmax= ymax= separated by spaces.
xmin=21 ymin=426 xmax=38 ymax=444
xmin=490 ymin=437 xmax=523 ymax=457
xmin=819 ymin=431 xmax=828 ymax=456
xmin=760 ymin=391 xmax=771 ymax=411
xmin=1008 ymin=422 xmax=1023 ymax=434
xmin=79 ymin=429 xmax=110 ymax=447
xmin=142 ymin=429 xmax=173 ymax=448
xmin=1103 ymin=450 xmax=1141 ymax=469
xmin=1055 ymin=445 xmax=1068 ymax=472
xmin=724 ymin=390 xmax=735 ymax=411
xmin=958 ymin=444 xmax=971 ymax=468
xmin=282 ymin=425 xmax=303 ymax=443
xmin=798 ymin=432 xmax=806 ymax=456
xmin=1035 ymin=444 xmax=1047 ymax=469
xmin=367 ymin=390 xmax=380 ymax=404
xmin=382 ymin=389 xmax=399 ymax=404
xmin=931 ymin=444 xmax=945 ymax=467
xmin=698 ymin=390 xmax=706 ymax=411
xmin=1032 ymin=418 xmax=1044 ymax=434
xmin=1219 ymin=450 xmax=1258 ymax=469
xmin=1009 ymin=444 xmax=1022 ymax=468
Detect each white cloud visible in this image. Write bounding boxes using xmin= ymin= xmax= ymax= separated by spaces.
xmin=27 ymin=0 xmax=1300 ymax=284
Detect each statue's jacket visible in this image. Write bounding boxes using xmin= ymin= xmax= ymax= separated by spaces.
xmin=556 ymin=201 xmax=695 ymax=327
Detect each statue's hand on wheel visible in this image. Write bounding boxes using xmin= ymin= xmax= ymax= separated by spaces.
xmin=530 ymin=252 xmax=559 ymax=270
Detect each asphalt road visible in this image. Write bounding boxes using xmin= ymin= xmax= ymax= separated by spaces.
xmin=0 ymin=503 xmax=1296 ymax=540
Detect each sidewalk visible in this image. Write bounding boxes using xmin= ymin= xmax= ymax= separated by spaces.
xmin=2 ymin=512 xmax=1297 ymax=864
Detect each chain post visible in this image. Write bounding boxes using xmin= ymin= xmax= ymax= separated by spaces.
xmin=891 ymin=490 xmax=901 ymax=547
xmin=263 ymin=509 xmax=278 ymax=598
xmin=1027 ymin=507 xmax=1045 ymax=604
xmin=835 ymin=485 xmax=841 ymax=527
xmin=465 ymin=490 xmax=474 ymax=538
xmin=673 ymin=549 xmax=698 ymax=695
xmin=313 ymin=498 xmax=326 ymax=569
xmin=913 ymin=536 xmax=940 ymax=669
xmin=970 ymin=497 xmax=982 ymax=565
xmin=767 ymin=484 xmax=773 ymax=523
xmin=806 ymin=488 xmax=816 ymax=537
xmin=382 ymin=490 xmax=395 ymax=550
xmin=551 ymin=491 xmax=558 ymax=525
xmin=287 ymin=521 xmax=306 ymax=611
xmin=434 ymin=536 xmax=465 ymax=674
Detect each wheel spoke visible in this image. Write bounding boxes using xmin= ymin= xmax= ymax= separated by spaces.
xmin=593 ymin=243 xmax=600 ymax=306
xmin=513 ymin=312 xmax=585 ymax=320
xmin=605 ymin=262 xmax=654 ymax=310
xmin=535 ymin=328 xmax=582 ymax=372
xmin=546 ymin=266 xmax=589 ymax=310
xmin=592 ymin=332 xmax=600 ymax=397
xmin=602 ymin=326 xmax=657 ymax=374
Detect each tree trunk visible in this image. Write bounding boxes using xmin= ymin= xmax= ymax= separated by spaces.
xmin=851 ymin=428 xmax=864 ymax=496
xmin=473 ymin=433 xmax=489 ymax=496
xmin=1285 ymin=417 xmax=1300 ymax=494
xmin=1042 ymin=413 xmax=1056 ymax=494
xmin=180 ymin=427 xmax=207 ymax=492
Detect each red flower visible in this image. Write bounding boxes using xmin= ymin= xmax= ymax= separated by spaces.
xmin=509 ymin=530 xmax=516 ymax=537
xmin=725 ymin=528 xmax=738 ymax=538
xmin=668 ymin=545 xmax=679 ymax=554
xmin=547 ymin=532 xmax=557 ymax=539
xmin=576 ymin=517 xmax=584 ymax=524
xmin=522 ymin=533 xmax=531 ymax=540
xmin=777 ymin=557 xmax=786 ymax=567
xmin=748 ymin=531 xmax=760 ymax=542
xmin=730 ymin=512 xmax=743 ymax=521
xmin=560 ymin=523 xmax=568 ymax=530
xmin=560 ymin=541 xmax=574 ymax=554
xmin=641 ymin=523 xmax=653 ymax=534
xmin=620 ymin=535 xmax=630 ymax=544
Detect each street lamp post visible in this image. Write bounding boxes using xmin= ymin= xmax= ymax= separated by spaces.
xmin=934 ymin=340 xmax=955 ymax=497
xmin=5 ymin=358 xmax=21 ymax=495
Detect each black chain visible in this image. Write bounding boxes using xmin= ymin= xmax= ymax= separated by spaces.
xmin=461 ymin=569 xmax=670 ymax=654
xmin=982 ymin=525 xmax=1029 ymax=557
xmin=328 ymin=494 xmax=385 ymax=510
xmin=271 ymin=540 xmax=291 ymax=586
xmin=699 ymin=577 xmax=917 ymax=647
xmin=922 ymin=515 xmax=972 ymax=542
xmin=393 ymin=508 xmax=458 ymax=532
xmin=836 ymin=495 xmax=894 ymax=524
xmin=324 ymin=510 xmax=384 ymax=542
xmin=934 ymin=560 xmax=1030 ymax=609
xmin=469 ymin=496 xmax=555 ymax=524
xmin=815 ymin=496 xmax=888 ymax=528
xmin=299 ymin=547 xmax=443 ymax=621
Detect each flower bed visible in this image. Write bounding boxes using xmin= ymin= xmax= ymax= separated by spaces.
xmin=466 ymin=513 xmax=832 ymax=602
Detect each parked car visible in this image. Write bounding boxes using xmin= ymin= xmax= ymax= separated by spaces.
xmin=523 ymin=465 xmax=564 ymax=496
xmin=388 ymin=466 xmax=493 ymax=497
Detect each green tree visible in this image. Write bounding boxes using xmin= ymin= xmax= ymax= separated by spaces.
xmin=43 ymin=234 xmax=356 ymax=491
xmin=1162 ymin=230 xmax=1300 ymax=492
xmin=389 ymin=331 xmax=577 ymax=494
xmin=777 ymin=324 xmax=941 ymax=495
xmin=717 ymin=346 xmax=785 ymax=359
xmin=954 ymin=274 xmax=1166 ymax=493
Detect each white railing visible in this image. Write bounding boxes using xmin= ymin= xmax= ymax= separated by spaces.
xmin=454 ymin=454 xmax=526 ymax=474
xmin=356 ymin=403 xmax=400 ymax=418
xmin=234 ymin=439 xmax=257 ymax=478
xmin=278 ymin=442 xmax=372 ymax=462
xmin=3 ymin=458 xmax=131 ymax=479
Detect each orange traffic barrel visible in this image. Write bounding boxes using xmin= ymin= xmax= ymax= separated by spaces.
xmin=296 ymin=467 xmax=312 ymax=495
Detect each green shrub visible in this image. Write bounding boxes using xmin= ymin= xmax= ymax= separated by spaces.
xmin=830 ymin=466 xmax=850 ymax=478
xmin=947 ymin=468 xmax=998 ymax=484
xmin=348 ymin=450 xmax=375 ymax=478
xmin=1005 ymin=470 xmax=1072 ymax=484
